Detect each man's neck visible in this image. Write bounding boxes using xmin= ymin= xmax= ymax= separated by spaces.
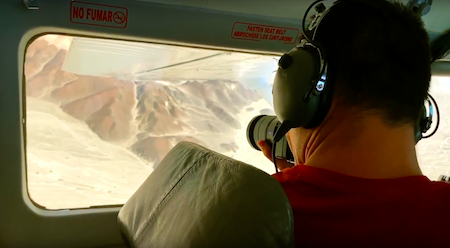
xmin=299 ymin=115 xmax=423 ymax=179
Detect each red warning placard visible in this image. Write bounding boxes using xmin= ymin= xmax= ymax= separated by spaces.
xmin=231 ymin=22 xmax=299 ymax=44
xmin=70 ymin=1 xmax=128 ymax=29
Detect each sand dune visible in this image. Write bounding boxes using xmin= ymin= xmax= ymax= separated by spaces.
xmin=26 ymin=98 xmax=152 ymax=209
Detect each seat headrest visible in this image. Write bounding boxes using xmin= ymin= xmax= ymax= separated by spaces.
xmin=118 ymin=141 xmax=294 ymax=248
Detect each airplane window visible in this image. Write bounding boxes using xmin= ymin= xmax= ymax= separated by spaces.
xmin=24 ymin=34 xmax=449 ymax=210
xmin=25 ymin=34 xmax=277 ymax=209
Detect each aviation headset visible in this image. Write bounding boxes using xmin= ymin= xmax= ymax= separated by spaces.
xmin=271 ymin=0 xmax=437 ymax=149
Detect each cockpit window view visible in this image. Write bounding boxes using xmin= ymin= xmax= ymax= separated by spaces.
xmin=25 ymin=34 xmax=450 ymax=210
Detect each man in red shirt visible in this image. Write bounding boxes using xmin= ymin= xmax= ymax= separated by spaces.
xmin=257 ymin=0 xmax=450 ymax=247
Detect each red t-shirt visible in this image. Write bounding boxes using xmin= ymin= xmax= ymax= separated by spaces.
xmin=272 ymin=164 xmax=450 ymax=248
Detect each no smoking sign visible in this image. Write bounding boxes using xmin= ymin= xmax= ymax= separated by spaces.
xmin=70 ymin=1 xmax=128 ymax=29
xmin=113 ymin=11 xmax=126 ymax=24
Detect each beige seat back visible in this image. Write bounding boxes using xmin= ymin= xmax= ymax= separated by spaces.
xmin=118 ymin=141 xmax=294 ymax=248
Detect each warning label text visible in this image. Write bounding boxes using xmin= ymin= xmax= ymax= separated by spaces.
xmin=231 ymin=22 xmax=299 ymax=44
xmin=70 ymin=1 xmax=128 ymax=29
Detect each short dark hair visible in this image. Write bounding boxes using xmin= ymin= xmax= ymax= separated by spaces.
xmin=315 ymin=0 xmax=431 ymax=125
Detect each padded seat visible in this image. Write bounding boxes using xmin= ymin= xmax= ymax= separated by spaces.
xmin=118 ymin=141 xmax=294 ymax=248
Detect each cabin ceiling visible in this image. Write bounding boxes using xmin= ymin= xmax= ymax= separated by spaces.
xmin=133 ymin=0 xmax=450 ymax=39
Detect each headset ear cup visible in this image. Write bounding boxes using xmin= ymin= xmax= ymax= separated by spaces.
xmin=273 ymin=46 xmax=322 ymax=128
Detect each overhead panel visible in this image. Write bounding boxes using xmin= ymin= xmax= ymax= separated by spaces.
xmin=134 ymin=0 xmax=450 ymax=41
